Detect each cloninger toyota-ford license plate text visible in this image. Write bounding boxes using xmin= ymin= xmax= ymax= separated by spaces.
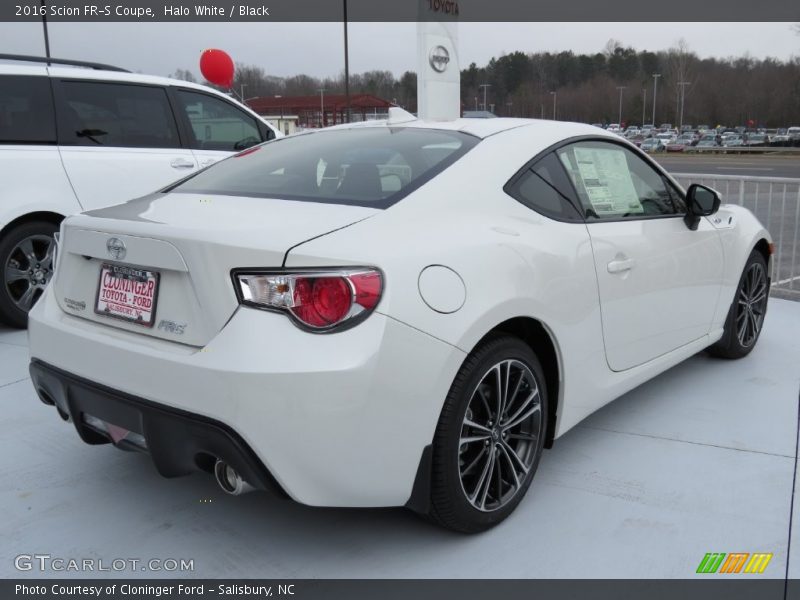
xmin=95 ymin=263 xmax=159 ymax=327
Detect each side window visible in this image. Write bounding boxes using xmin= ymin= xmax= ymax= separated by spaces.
xmin=59 ymin=81 xmax=179 ymax=148
xmin=557 ymin=141 xmax=685 ymax=220
xmin=0 ymin=76 xmax=56 ymax=144
xmin=175 ymin=90 xmax=262 ymax=151
xmin=506 ymin=153 xmax=583 ymax=222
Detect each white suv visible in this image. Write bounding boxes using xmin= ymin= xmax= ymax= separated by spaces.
xmin=0 ymin=54 xmax=280 ymax=327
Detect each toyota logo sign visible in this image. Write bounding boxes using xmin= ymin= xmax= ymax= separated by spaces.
xmin=428 ymin=45 xmax=450 ymax=73
xmin=106 ymin=237 xmax=127 ymax=261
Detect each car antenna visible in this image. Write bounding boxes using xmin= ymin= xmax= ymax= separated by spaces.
xmin=387 ymin=107 xmax=417 ymax=125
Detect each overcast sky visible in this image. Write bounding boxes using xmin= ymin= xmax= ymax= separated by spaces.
xmin=1 ymin=22 xmax=798 ymax=78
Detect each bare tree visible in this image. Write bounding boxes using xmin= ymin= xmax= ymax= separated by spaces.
xmin=603 ymin=38 xmax=622 ymax=58
xmin=665 ymin=39 xmax=695 ymax=124
xmin=170 ymin=68 xmax=196 ymax=82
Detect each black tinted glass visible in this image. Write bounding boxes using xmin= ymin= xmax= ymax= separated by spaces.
xmin=60 ymin=81 xmax=179 ymax=148
xmin=176 ymin=90 xmax=262 ymax=152
xmin=172 ymin=128 xmax=478 ymax=208
xmin=506 ymin=153 xmax=582 ymax=222
xmin=0 ymin=76 xmax=56 ymax=143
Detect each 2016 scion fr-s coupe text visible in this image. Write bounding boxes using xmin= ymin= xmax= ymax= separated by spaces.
xmin=28 ymin=113 xmax=772 ymax=532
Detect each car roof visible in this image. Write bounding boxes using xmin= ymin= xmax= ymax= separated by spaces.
xmin=323 ymin=117 xmax=609 ymax=141
xmin=45 ymin=65 xmax=220 ymax=92
xmin=0 ymin=62 xmax=274 ymax=131
xmin=0 ymin=61 xmax=238 ymax=96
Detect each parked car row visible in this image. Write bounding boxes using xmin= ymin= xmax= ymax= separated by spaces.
xmin=589 ymin=122 xmax=800 ymax=153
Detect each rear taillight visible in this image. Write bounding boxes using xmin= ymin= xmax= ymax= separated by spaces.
xmin=234 ymin=268 xmax=383 ymax=332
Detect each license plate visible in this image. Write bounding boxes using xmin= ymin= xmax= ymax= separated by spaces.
xmin=95 ymin=263 xmax=159 ymax=327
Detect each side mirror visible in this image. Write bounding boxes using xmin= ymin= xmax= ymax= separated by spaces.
xmin=233 ymin=136 xmax=260 ymax=151
xmin=684 ymin=183 xmax=721 ymax=230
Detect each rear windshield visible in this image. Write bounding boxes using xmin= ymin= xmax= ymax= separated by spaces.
xmin=170 ymin=127 xmax=478 ymax=208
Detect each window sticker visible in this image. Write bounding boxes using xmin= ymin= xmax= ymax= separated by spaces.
xmin=558 ymin=152 xmax=579 ymax=186
xmin=572 ymin=147 xmax=643 ymax=216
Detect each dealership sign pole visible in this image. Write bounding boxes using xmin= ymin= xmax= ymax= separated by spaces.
xmin=416 ymin=1 xmax=460 ymax=121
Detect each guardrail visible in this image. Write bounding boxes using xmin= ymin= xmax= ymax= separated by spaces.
xmin=682 ymin=146 xmax=800 ymax=154
xmin=672 ymin=173 xmax=800 ymax=299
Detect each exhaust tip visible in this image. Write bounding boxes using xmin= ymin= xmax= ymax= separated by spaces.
xmin=214 ymin=460 xmax=255 ymax=496
xmin=37 ymin=388 xmax=55 ymax=406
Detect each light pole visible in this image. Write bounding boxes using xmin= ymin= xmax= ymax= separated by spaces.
xmin=317 ymin=88 xmax=326 ymax=127
xmin=616 ymin=86 xmax=626 ymax=126
xmin=342 ymin=0 xmax=351 ymax=123
xmin=678 ymin=81 xmax=691 ymax=130
xmin=40 ymin=0 xmax=51 ymax=63
xmin=652 ymin=73 xmax=661 ymax=127
xmin=642 ymin=87 xmax=646 ymax=126
xmin=550 ymin=91 xmax=557 ymax=120
xmin=478 ymin=84 xmax=491 ymax=112
xmin=239 ymin=84 xmax=247 ymax=103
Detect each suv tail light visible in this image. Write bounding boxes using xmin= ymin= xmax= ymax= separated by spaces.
xmin=233 ymin=268 xmax=383 ymax=332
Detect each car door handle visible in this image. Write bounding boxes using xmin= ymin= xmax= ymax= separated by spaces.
xmin=607 ymin=258 xmax=635 ymax=274
xmin=170 ymin=158 xmax=196 ymax=169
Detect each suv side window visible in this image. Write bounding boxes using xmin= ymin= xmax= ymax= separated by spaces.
xmin=175 ymin=90 xmax=263 ymax=152
xmin=505 ymin=153 xmax=583 ymax=222
xmin=556 ymin=140 xmax=685 ymax=220
xmin=0 ymin=76 xmax=56 ymax=144
xmin=59 ymin=81 xmax=179 ymax=148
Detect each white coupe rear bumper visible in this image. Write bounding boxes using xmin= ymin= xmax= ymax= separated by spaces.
xmin=28 ymin=285 xmax=465 ymax=507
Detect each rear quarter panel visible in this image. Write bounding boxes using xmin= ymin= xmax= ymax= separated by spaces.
xmin=284 ymin=128 xmax=609 ymax=438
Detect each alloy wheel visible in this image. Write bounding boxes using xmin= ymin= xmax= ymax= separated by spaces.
xmin=735 ymin=261 xmax=768 ymax=348
xmin=4 ymin=234 xmax=56 ymax=312
xmin=458 ymin=359 xmax=543 ymax=512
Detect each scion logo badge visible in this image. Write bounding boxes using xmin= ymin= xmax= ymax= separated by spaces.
xmin=428 ymin=45 xmax=450 ymax=73
xmin=106 ymin=237 xmax=126 ymax=261
xmin=696 ymin=552 xmax=773 ymax=574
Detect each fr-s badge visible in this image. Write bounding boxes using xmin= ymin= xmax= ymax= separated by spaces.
xmin=157 ymin=320 xmax=187 ymax=335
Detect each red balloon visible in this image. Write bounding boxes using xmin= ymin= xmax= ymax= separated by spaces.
xmin=199 ymin=49 xmax=234 ymax=88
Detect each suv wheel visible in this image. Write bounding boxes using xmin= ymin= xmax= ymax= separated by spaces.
xmin=0 ymin=221 xmax=59 ymax=328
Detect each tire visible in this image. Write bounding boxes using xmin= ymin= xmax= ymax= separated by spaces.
xmin=0 ymin=221 xmax=59 ymax=328
xmin=707 ymin=250 xmax=769 ymax=359
xmin=429 ymin=334 xmax=548 ymax=533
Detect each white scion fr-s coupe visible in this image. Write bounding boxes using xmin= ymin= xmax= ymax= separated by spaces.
xmin=28 ymin=115 xmax=772 ymax=532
